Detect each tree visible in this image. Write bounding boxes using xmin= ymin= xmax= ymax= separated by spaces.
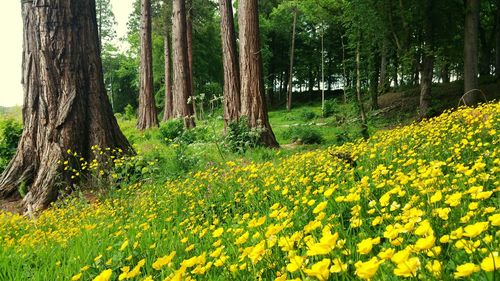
xmin=96 ymin=0 xmax=117 ymax=49
xmin=0 ymin=0 xmax=131 ymax=211
xmin=286 ymin=8 xmax=297 ymax=111
xmin=419 ymin=0 xmax=435 ymax=119
xmin=137 ymin=0 xmax=159 ymax=129
xmin=219 ymin=0 xmax=241 ymax=129
xmin=464 ymin=0 xmax=481 ymax=105
xmin=172 ymin=0 xmax=195 ymax=128
xmin=238 ymin=0 xmax=279 ymax=147
xmin=496 ymin=0 xmax=500 ymax=83
xmin=163 ymin=32 xmax=174 ymax=121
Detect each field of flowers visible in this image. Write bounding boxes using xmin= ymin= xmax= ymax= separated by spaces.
xmin=0 ymin=103 xmax=499 ymax=281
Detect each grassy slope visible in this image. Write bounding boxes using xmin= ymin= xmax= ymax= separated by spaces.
xmin=0 ymin=103 xmax=498 ymax=281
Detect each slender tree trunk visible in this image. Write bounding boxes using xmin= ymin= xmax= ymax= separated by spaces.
xmin=464 ymin=0 xmax=480 ymax=105
xmin=186 ymin=3 xmax=197 ymax=119
xmin=341 ymin=35 xmax=348 ymax=103
xmin=356 ymin=44 xmax=369 ymax=140
xmin=379 ymin=37 xmax=388 ymax=95
xmin=238 ymin=0 xmax=278 ymax=147
xmin=441 ymin=62 xmax=450 ymax=83
xmin=321 ymin=29 xmax=325 ymax=115
xmin=393 ymin=55 xmax=399 ymax=88
xmin=370 ymin=52 xmax=381 ymax=110
xmin=286 ymin=9 xmax=297 ymax=111
xmin=0 ymin=0 xmax=131 ymax=211
xmin=163 ymin=32 xmax=174 ymax=121
xmin=219 ymin=0 xmax=241 ymax=130
xmin=479 ymin=24 xmax=492 ymax=77
xmin=496 ymin=0 xmax=500 ymax=83
xmin=137 ymin=0 xmax=159 ymax=129
xmin=172 ymin=0 xmax=195 ymax=128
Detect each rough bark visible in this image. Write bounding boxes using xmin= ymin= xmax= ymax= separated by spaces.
xmin=0 ymin=0 xmax=131 ymax=211
xmin=219 ymin=0 xmax=241 ymax=130
xmin=186 ymin=3 xmax=197 ymax=119
xmin=441 ymin=62 xmax=450 ymax=83
xmin=163 ymin=32 xmax=174 ymax=121
xmin=238 ymin=0 xmax=279 ymax=148
xmin=286 ymin=9 xmax=297 ymax=111
xmin=496 ymin=0 xmax=500 ymax=82
xmin=172 ymin=0 xmax=195 ymax=128
xmin=356 ymin=44 xmax=369 ymax=140
xmin=370 ymin=51 xmax=381 ymax=110
xmin=464 ymin=0 xmax=480 ymax=105
xmin=378 ymin=37 xmax=388 ymax=95
xmin=137 ymin=0 xmax=159 ymax=129
xmin=419 ymin=55 xmax=434 ymax=118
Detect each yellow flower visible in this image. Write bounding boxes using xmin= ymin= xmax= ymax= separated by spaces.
xmin=414 ymin=235 xmax=435 ymax=251
xmin=153 ymin=251 xmax=176 ymax=270
xmin=393 ymin=257 xmax=420 ymax=277
xmin=430 ymin=191 xmax=442 ymax=203
xmin=304 ymin=258 xmax=330 ymax=281
xmin=330 ymin=259 xmax=348 ymax=273
xmin=119 ymin=240 xmax=129 ymax=251
xmin=71 ymin=273 xmax=82 ymax=281
xmin=313 ymin=201 xmax=328 ymax=214
xmin=212 ymin=227 xmax=224 ymax=238
xmin=414 ymin=220 xmax=433 ymax=236
xmin=378 ymin=248 xmax=395 ymax=260
xmin=480 ymin=252 xmax=500 ymax=272
xmin=306 ymin=230 xmax=339 ymax=256
xmin=357 ymin=237 xmax=380 ymax=255
xmin=235 ymin=232 xmax=249 ymax=245
xmin=488 ymin=213 xmax=500 ymax=226
xmin=120 ymin=259 xmax=145 ymax=280
xmin=453 ymin=263 xmax=480 ymax=278
xmin=355 ymin=257 xmax=382 ymax=280
xmin=391 ymin=249 xmax=411 ymax=265
xmin=463 ymin=221 xmax=488 ymax=238
xmin=93 ymin=269 xmax=113 ymax=281
xmin=286 ymin=255 xmax=304 ymax=273
xmin=426 ymin=260 xmax=442 ymax=277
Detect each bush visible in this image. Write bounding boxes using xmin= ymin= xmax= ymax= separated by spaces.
xmin=322 ymin=99 xmax=336 ymax=117
xmin=300 ymin=110 xmax=317 ymax=121
xmin=159 ymin=119 xmax=185 ymax=142
xmin=0 ymin=119 xmax=22 ymax=172
xmin=282 ymin=126 xmax=323 ymax=144
xmin=124 ymin=104 xmax=135 ymax=120
xmin=224 ymin=118 xmax=263 ymax=153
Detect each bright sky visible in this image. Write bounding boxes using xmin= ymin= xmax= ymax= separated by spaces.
xmin=0 ymin=1 xmax=133 ymax=107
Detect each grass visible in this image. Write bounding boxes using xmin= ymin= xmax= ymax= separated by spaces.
xmin=0 ymin=102 xmax=498 ymax=280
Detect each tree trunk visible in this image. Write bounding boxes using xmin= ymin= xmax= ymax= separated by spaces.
xmin=392 ymin=55 xmax=399 ymax=88
xmin=163 ymin=32 xmax=174 ymax=121
xmin=370 ymin=51 xmax=381 ymax=110
xmin=356 ymin=44 xmax=369 ymax=140
xmin=286 ymin=9 xmax=297 ymax=111
xmin=172 ymin=0 xmax=195 ymax=128
xmin=0 ymin=0 xmax=131 ymax=211
xmin=419 ymin=55 xmax=434 ymax=118
xmin=441 ymin=62 xmax=450 ymax=83
xmin=186 ymin=3 xmax=197 ymax=119
xmin=137 ymin=0 xmax=159 ymax=129
xmin=378 ymin=37 xmax=388 ymax=95
xmin=464 ymin=0 xmax=480 ymax=105
xmin=496 ymin=0 xmax=500 ymax=83
xmin=238 ymin=0 xmax=278 ymax=147
xmin=219 ymin=0 xmax=241 ymax=130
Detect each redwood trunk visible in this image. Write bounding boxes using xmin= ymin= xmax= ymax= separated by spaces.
xmin=186 ymin=4 xmax=197 ymax=119
xmin=163 ymin=32 xmax=174 ymax=121
xmin=137 ymin=0 xmax=159 ymax=129
xmin=356 ymin=44 xmax=369 ymax=140
xmin=219 ymin=0 xmax=241 ymax=130
xmin=378 ymin=37 xmax=388 ymax=95
xmin=419 ymin=55 xmax=434 ymax=118
xmin=286 ymin=9 xmax=297 ymax=111
xmin=0 ymin=0 xmax=131 ymax=211
xmin=172 ymin=0 xmax=195 ymax=128
xmin=238 ymin=0 xmax=278 ymax=147
xmin=496 ymin=0 xmax=500 ymax=82
xmin=464 ymin=0 xmax=480 ymax=105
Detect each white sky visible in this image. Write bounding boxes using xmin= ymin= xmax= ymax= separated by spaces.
xmin=0 ymin=0 xmax=133 ymax=107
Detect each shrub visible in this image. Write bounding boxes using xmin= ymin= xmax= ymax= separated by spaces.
xmin=0 ymin=119 xmax=22 ymax=172
xmin=124 ymin=104 xmax=135 ymax=120
xmin=322 ymin=99 xmax=336 ymax=117
xmin=159 ymin=119 xmax=185 ymax=143
xmin=225 ymin=117 xmax=263 ymax=153
xmin=282 ymin=126 xmax=323 ymax=144
xmin=300 ymin=110 xmax=317 ymax=121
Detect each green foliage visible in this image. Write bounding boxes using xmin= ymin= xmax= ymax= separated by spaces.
xmin=300 ymin=110 xmax=317 ymax=121
xmin=322 ymin=99 xmax=336 ymax=117
xmin=0 ymin=119 xmax=22 ymax=172
xmin=224 ymin=118 xmax=264 ymax=153
xmin=159 ymin=119 xmax=185 ymax=143
xmin=124 ymin=104 xmax=135 ymax=121
xmin=281 ymin=125 xmax=324 ymax=144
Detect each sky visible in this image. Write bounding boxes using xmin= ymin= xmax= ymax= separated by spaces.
xmin=0 ymin=1 xmax=134 ymax=107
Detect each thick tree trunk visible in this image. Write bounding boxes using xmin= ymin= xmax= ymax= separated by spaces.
xmin=219 ymin=0 xmax=241 ymax=130
xmin=172 ymin=0 xmax=195 ymax=128
xmin=356 ymin=44 xmax=369 ymax=140
xmin=464 ymin=0 xmax=480 ymax=105
xmin=441 ymin=62 xmax=450 ymax=83
xmin=186 ymin=3 xmax=197 ymax=119
xmin=286 ymin=9 xmax=297 ymax=111
xmin=419 ymin=55 xmax=434 ymax=118
xmin=238 ymin=0 xmax=278 ymax=147
xmin=163 ymin=33 xmax=174 ymax=121
xmin=137 ymin=0 xmax=159 ymax=129
xmin=479 ymin=24 xmax=492 ymax=77
xmin=0 ymin=0 xmax=131 ymax=211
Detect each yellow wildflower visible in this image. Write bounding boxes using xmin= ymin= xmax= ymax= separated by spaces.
xmin=304 ymin=258 xmax=330 ymax=281
xmin=453 ymin=263 xmax=480 ymax=278
xmin=355 ymin=257 xmax=383 ymax=280
xmin=93 ymin=269 xmax=113 ymax=281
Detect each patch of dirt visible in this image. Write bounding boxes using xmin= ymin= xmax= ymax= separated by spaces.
xmin=0 ymin=198 xmax=22 ymax=214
